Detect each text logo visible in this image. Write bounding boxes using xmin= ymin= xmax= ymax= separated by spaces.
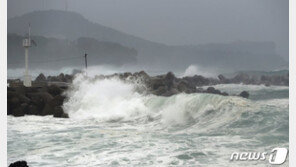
xmin=230 ymin=147 xmax=288 ymax=165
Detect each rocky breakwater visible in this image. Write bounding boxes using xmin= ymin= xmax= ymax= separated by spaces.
xmin=97 ymin=71 xmax=246 ymax=97
xmin=7 ymin=71 xmax=252 ymax=118
xmin=7 ymin=84 xmax=69 ymax=118
xmin=217 ymin=72 xmax=289 ymax=86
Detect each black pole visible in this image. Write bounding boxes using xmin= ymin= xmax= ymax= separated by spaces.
xmin=84 ymin=53 xmax=88 ymax=70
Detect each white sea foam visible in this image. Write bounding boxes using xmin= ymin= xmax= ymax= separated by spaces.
xmin=8 ymin=74 xmax=289 ymax=167
xmin=64 ymin=74 xmax=253 ymax=131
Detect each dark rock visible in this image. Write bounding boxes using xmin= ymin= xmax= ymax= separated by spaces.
xmin=177 ymin=81 xmax=196 ymax=93
xmin=53 ymin=95 xmax=66 ymax=105
xmin=149 ymin=78 xmax=166 ymax=90
xmin=9 ymin=161 xmax=29 ymax=167
xmin=53 ymin=106 xmax=69 ymax=118
xmin=35 ymin=73 xmax=46 ymax=82
xmin=162 ymin=88 xmax=179 ymax=96
xmin=64 ymin=74 xmax=73 ymax=83
xmin=232 ymin=73 xmax=250 ymax=83
xmin=151 ymin=85 xmax=168 ymax=96
xmin=183 ymin=75 xmax=210 ymax=87
xmin=26 ymin=104 xmax=39 ymax=115
xmin=20 ymin=103 xmax=29 ymax=114
xmin=58 ymin=73 xmax=66 ymax=82
xmin=122 ymin=72 xmax=132 ymax=79
xmin=12 ymin=107 xmax=24 ymax=117
xmin=42 ymin=95 xmax=66 ymax=116
xmin=218 ymin=74 xmax=229 ymax=83
xmin=164 ymin=72 xmax=176 ymax=90
xmin=42 ymin=103 xmax=55 ymax=115
xmin=47 ymin=85 xmax=62 ymax=96
xmin=133 ymin=71 xmax=150 ymax=82
xmin=27 ymin=92 xmax=53 ymax=113
xmin=206 ymin=87 xmax=221 ymax=95
xmin=239 ymin=91 xmax=250 ymax=98
xmin=7 ymin=97 xmax=21 ymax=115
xmin=221 ymin=92 xmax=229 ymax=96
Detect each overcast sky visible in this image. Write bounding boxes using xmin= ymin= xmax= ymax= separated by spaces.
xmin=8 ymin=0 xmax=288 ymax=60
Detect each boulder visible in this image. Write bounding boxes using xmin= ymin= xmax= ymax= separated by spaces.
xmin=42 ymin=95 xmax=66 ymax=116
xmin=232 ymin=73 xmax=250 ymax=84
xmin=177 ymin=81 xmax=196 ymax=93
xmin=162 ymin=88 xmax=179 ymax=96
xmin=53 ymin=106 xmax=69 ymax=118
xmin=9 ymin=161 xmax=29 ymax=167
xmin=148 ymin=78 xmax=166 ymax=90
xmin=221 ymin=92 xmax=229 ymax=96
xmin=151 ymin=85 xmax=168 ymax=96
xmin=218 ymin=74 xmax=229 ymax=83
xmin=183 ymin=75 xmax=210 ymax=87
xmin=58 ymin=73 xmax=66 ymax=82
xmin=133 ymin=71 xmax=150 ymax=82
xmin=26 ymin=104 xmax=39 ymax=115
xmin=27 ymin=92 xmax=53 ymax=112
xmin=20 ymin=103 xmax=29 ymax=114
xmin=239 ymin=91 xmax=250 ymax=98
xmin=12 ymin=107 xmax=24 ymax=117
xmin=7 ymin=97 xmax=21 ymax=115
xmin=47 ymin=85 xmax=62 ymax=96
xmin=164 ymin=72 xmax=176 ymax=89
xmin=206 ymin=87 xmax=221 ymax=95
xmin=35 ymin=73 xmax=46 ymax=82
xmin=64 ymin=74 xmax=73 ymax=83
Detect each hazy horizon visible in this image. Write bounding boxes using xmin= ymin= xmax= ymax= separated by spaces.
xmin=8 ymin=0 xmax=288 ymax=60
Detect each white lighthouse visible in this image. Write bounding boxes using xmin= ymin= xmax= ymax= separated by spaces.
xmin=23 ymin=24 xmax=32 ymax=87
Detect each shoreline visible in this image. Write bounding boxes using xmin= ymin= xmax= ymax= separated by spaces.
xmin=7 ymin=71 xmax=288 ymax=118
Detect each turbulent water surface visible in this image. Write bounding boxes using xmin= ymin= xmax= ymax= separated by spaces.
xmin=8 ymin=77 xmax=289 ymax=166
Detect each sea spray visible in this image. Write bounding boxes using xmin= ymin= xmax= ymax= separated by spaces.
xmin=8 ymin=82 xmax=289 ymax=166
xmin=64 ymin=74 xmax=149 ymax=121
xmin=64 ymin=74 xmax=253 ymax=130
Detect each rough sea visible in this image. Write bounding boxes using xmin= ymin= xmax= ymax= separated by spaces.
xmin=8 ymin=76 xmax=289 ymax=166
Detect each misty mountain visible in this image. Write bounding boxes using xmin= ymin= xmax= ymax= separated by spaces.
xmin=8 ymin=33 xmax=137 ymax=69
xmin=8 ymin=10 xmax=287 ymax=71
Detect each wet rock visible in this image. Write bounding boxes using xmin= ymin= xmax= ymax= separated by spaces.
xmin=53 ymin=106 xmax=69 ymax=118
xmin=218 ymin=74 xmax=229 ymax=83
xmin=151 ymin=85 xmax=168 ymax=96
xmin=27 ymin=92 xmax=53 ymax=112
xmin=58 ymin=73 xmax=66 ymax=82
xmin=26 ymin=104 xmax=39 ymax=115
xmin=232 ymin=73 xmax=250 ymax=84
xmin=183 ymin=75 xmax=210 ymax=87
xmin=35 ymin=73 xmax=47 ymax=82
xmin=20 ymin=103 xmax=29 ymax=114
xmin=221 ymin=92 xmax=229 ymax=96
xmin=7 ymin=97 xmax=20 ymax=115
xmin=162 ymin=88 xmax=179 ymax=96
xmin=239 ymin=91 xmax=250 ymax=98
xmin=9 ymin=161 xmax=29 ymax=167
xmin=42 ymin=95 xmax=66 ymax=116
xmin=47 ymin=85 xmax=62 ymax=96
xmin=64 ymin=74 xmax=73 ymax=83
xmin=206 ymin=87 xmax=221 ymax=95
xmin=12 ymin=107 xmax=24 ymax=117
xmin=177 ymin=80 xmax=196 ymax=93
xmin=148 ymin=77 xmax=166 ymax=90
xmin=164 ymin=72 xmax=176 ymax=89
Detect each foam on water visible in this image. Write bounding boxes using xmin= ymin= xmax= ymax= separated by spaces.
xmin=8 ymin=75 xmax=289 ymax=166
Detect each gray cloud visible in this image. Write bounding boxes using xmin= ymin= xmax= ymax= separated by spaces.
xmin=8 ymin=0 xmax=288 ymax=60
